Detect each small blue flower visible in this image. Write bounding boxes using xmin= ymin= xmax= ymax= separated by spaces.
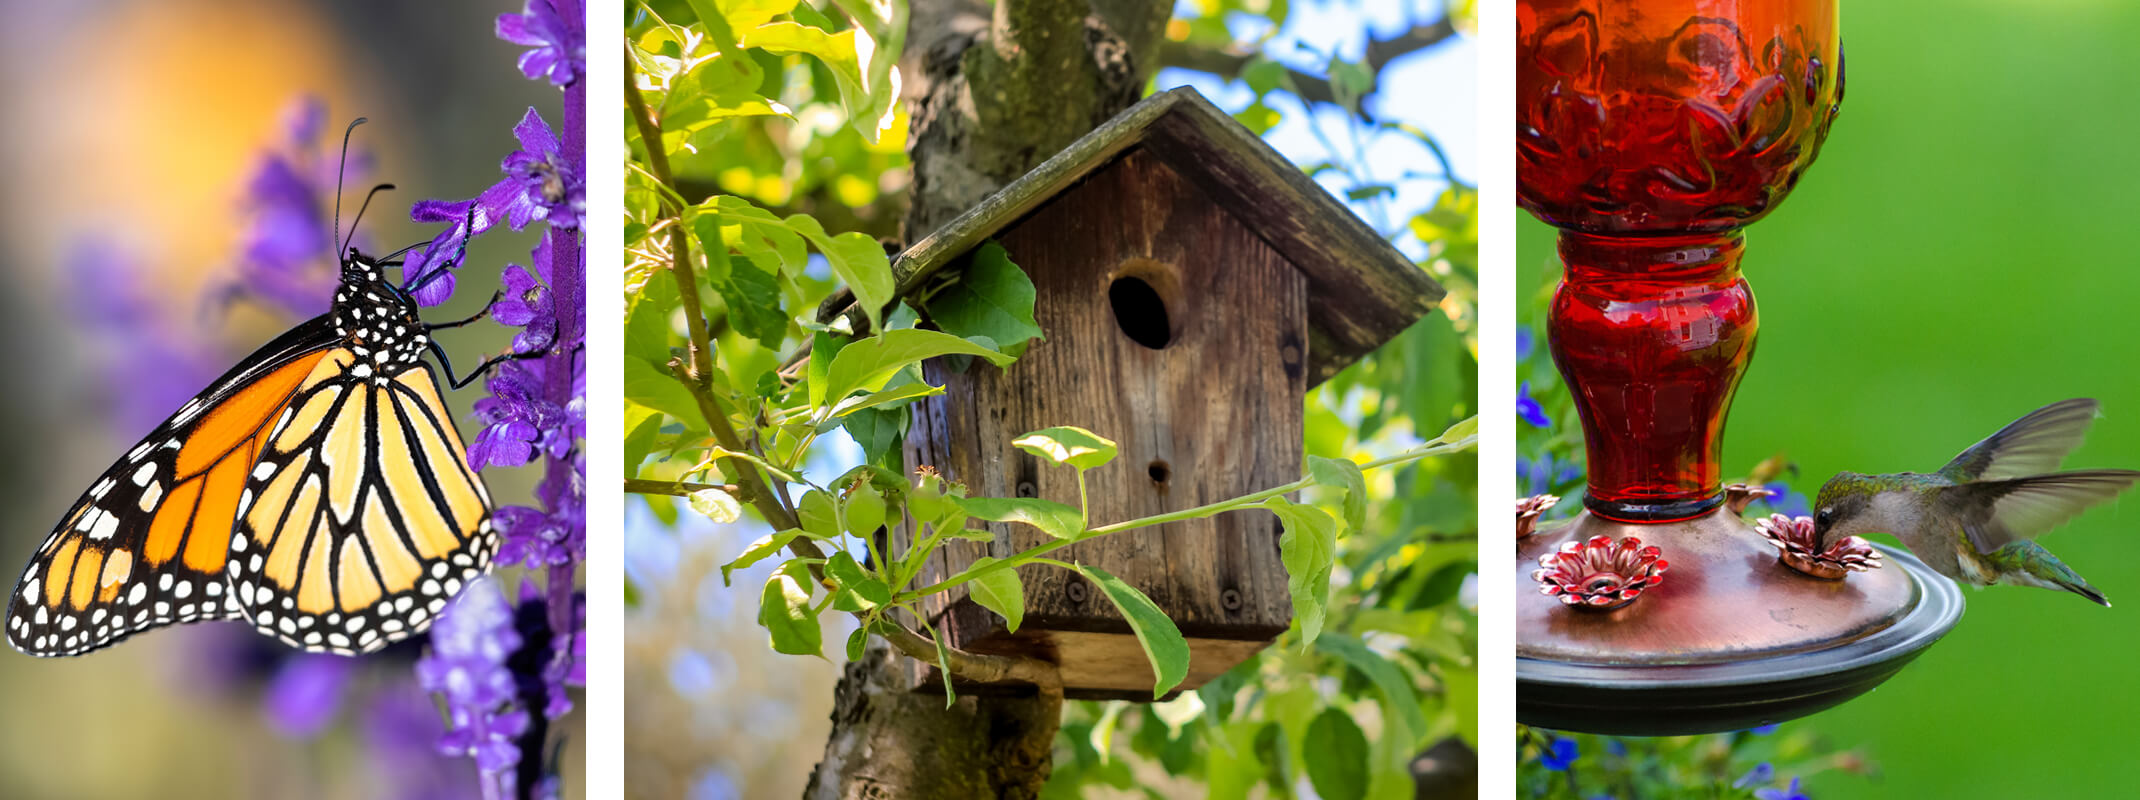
xmin=1734 ymin=762 xmax=1776 ymax=789
xmin=468 ymin=359 xmax=572 ymax=470
xmin=1754 ymin=777 xmax=1809 ymax=800
xmin=1518 ymin=381 xmax=1552 ymax=428
xmin=497 ymin=0 xmax=585 ymax=87
xmin=406 ymin=109 xmax=583 ymax=307
xmin=1759 ymin=483 xmax=1809 ymax=518
xmin=1539 ymin=737 xmax=1579 ymax=771
xmin=1750 ymin=722 xmax=1782 ymax=736
xmin=1517 ymin=327 xmax=1537 ymax=361
xmin=1604 ymin=738 xmax=1626 ymax=757
xmin=1519 ymin=452 xmax=1585 ymax=497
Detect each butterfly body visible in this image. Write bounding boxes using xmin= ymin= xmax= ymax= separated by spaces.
xmin=7 ymin=253 xmax=496 ymax=657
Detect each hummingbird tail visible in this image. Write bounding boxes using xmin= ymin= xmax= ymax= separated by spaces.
xmin=1989 ymin=541 xmax=2112 ymax=607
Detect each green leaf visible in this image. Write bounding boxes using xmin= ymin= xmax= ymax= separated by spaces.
xmin=827 ymin=550 xmax=891 ymax=611
xmin=756 ymin=561 xmax=821 ymax=656
xmin=823 ymin=328 xmax=1012 ymax=404
xmin=625 ymin=357 xmax=706 ymax=428
xmin=844 ymin=627 xmax=868 ymax=661
xmin=1012 ymin=426 xmax=1118 ymax=472
xmin=797 ymin=490 xmax=841 ymax=539
xmin=688 ymin=487 xmax=743 ymax=523
xmin=825 ymin=381 xmax=945 ymax=422
xmin=1314 ymin=634 xmax=1429 ymax=752
xmin=1262 ymin=497 xmax=1338 ymax=647
xmin=963 ymin=557 xmax=1025 ymax=632
xmin=623 ymin=400 xmax=664 ymax=477
xmin=1432 ymin=414 xmax=1479 ymax=447
xmin=807 ymin=329 xmax=844 ymax=410
xmin=1307 ymin=455 xmax=1369 ymax=534
xmin=1303 ymin=709 xmax=1369 ymax=800
xmin=843 ymin=479 xmax=887 ymax=537
xmin=842 ymin=405 xmax=906 ymax=471
xmin=953 ymin=496 xmax=1084 ymax=540
xmin=784 ymin=213 xmax=895 ymax=334
xmin=923 ymin=242 xmax=1044 ymax=355
xmin=929 ymin=619 xmax=958 ymax=706
xmin=709 ymin=196 xmax=806 ymax=275
xmin=624 ymin=267 xmax=679 ymax=365
xmin=1075 ymin=565 xmax=1190 ymax=699
xmin=1242 ymin=57 xmax=1288 ymax=96
xmin=715 ymin=254 xmax=788 ymax=348
xmin=720 ymin=528 xmax=801 ymax=585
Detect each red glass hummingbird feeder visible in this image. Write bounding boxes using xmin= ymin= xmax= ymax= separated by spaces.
xmin=1515 ymin=0 xmax=1962 ymax=735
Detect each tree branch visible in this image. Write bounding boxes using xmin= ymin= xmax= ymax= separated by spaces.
xmin=875 ymin=619 xmax=1064 ymax=692
xmin=1156 ymin=18 xmax=1460 ymax=110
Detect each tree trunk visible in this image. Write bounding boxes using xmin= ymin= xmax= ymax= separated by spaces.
xmin=805 ymin=0 xmax=1168 ymax=796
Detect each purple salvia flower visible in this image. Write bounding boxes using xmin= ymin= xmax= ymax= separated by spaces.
xmin=467 ymin=359 xmax=571 ymax=470
xmin=234 ymin=94 xmax=361 ymax=318
xmin=495 ymin=108 xmax=585 ymax=232
xmin=497 ymin=0 xmax=585 ymax=87
xmin=264 ymin=653 xmax=355 ymax=739
xmin=419 ymin=577 xmax=529 ymax=792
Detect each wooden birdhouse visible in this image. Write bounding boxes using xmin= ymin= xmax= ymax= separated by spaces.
xmin=833 ymin=87 xmax=1442 ymax=700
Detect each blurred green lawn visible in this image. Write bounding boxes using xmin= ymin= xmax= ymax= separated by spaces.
xmin=1520 ymin=0 xmax=2140 ymax=795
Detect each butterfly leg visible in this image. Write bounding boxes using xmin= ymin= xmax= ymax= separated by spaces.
xmin=431 ymin=340 xmax=544 ymax=390
xmin=425 ymin=291 xmax=504 ymax=331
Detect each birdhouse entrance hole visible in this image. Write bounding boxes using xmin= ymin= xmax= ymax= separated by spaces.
xmin=1108 ymin=273 xmax=1172 ymax=349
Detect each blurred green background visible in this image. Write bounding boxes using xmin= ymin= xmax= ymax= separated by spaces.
xmin=1519 ymin=0 xmax=2140 ymax=795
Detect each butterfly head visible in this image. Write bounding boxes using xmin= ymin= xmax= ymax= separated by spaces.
xmin=332 ymin=249 xmax=430 ymax=379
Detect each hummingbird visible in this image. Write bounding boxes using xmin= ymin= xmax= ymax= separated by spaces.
xmin=1812 ymin=398 xmax=2140 ymax=607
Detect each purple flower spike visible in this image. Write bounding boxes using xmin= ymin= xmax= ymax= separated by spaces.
xmin=497 ymin=0 xmax=586 ymax=87
xmin=419 ymin=577 xmax=530 ymax=783
xmin=264 ymin=653 xmax=354 ymax=739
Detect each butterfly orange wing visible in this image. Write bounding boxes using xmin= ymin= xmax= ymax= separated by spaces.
xmin=6 ymin=320 xmax=338 ymax=656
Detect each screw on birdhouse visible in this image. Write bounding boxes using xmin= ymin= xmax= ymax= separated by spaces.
xmin=1279 ymin=332 xmax=1305 ymax=383
xmin=1221 ymin=587 xmax=1243 ymax=611
xmin=1066 ymin=579 xmax=1089 ymax=604
xmin=1016 ymin=480 xmax=1038 ymax=498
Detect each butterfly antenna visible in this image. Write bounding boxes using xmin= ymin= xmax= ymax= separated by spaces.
xmin=334 ymin=117 xmax=368 ymax=265
xmin=344 ymin=183 xmax=397 ymax=260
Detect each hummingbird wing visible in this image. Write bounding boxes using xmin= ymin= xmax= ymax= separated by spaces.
xmin=1945 ymin=469 xmax=2140 ymax=552
xmin=1937 ymin=398 xmax=2101 ymax=483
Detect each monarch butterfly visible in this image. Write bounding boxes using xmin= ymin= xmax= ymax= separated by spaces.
xmin=6 ymin=123 xmax=505 ymax=657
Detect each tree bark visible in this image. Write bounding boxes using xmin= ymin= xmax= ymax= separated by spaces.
xmin=805 ymin=0 xmax=1168 ymax=796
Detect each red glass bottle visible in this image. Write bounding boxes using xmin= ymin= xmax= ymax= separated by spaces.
xmin=1519 ymin=0 xmax=1841 ymax=521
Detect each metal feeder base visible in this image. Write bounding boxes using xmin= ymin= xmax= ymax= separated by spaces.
xmin=1516 ymin=510 xmax=1964 ymax=735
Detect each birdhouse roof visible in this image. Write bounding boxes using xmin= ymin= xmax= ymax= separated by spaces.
xmin=822 ymin=86 xmax=1445 ymax=385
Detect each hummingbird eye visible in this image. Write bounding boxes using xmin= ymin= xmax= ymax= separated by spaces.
xmin=1816 ymin=508 xmax=1833 ymax=527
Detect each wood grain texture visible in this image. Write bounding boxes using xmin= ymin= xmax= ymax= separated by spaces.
xmin=900 ymin=147 xmax=1306 ymax=697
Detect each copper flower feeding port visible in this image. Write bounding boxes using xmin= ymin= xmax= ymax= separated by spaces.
xmin=1515 ymin=0 xmax=1963 ymax=735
